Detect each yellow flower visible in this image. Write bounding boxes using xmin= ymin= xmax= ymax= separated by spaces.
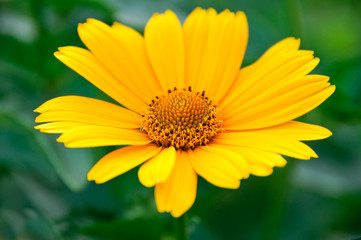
xmin=34 ymin=8 xmax=335 ymax=217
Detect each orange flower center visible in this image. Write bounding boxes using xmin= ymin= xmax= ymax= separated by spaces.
xmin=141 ymin=87 xmax=223 ymax=150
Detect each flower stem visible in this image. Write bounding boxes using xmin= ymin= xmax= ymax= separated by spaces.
xmin=174 ymin=214 xmax=188 ymax=240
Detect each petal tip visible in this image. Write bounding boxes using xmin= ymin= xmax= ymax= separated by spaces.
xmin=313 ymin=57 xmax=320 ymax=64
xmin=94 ymin=179 xmax=107 ymax=184
xmin=77 ymin=23 xmax=86 ymax=34
xmin=34 ymin=116 xmax=41 ymax=123
xmin=56 ymin=136 xmax=64 ymax=142
xmin=138 ymin=170 xmax=155 ymax=188
xmin=232 ymin=181 xmax=241 ymax=189
xmin=86 ymin=18 xmax=97 ymax=23
xmin=192 ymin=6 xmax=203 ymax=12
xmin=327 ymin=129 xmax=333 ymax=137
xmin=151 ymin=12 xmax=160 ymax=18
xmin=165 ymin=9 xmax=175 ymax=15
xmin=235 ymin=10 xmax=246 ymax=18
xmin=54 ymin=51 xmax=62 ymax=57
xmin=207 ymin=8 xmax=217 ymax=15
xmin=279 ymin=160 xmax=287 ymax=167
xmin=87 ymin=173 xmax=94 ymax=181
xmin=221 ymin=8 xmax=231 ymax=14
xmin=57 ymin=47 xmax=67 ymax=52
xmin=171 ymin=211 xmax=184 ymax=218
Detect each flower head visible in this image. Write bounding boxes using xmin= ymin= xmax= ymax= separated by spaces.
xmin=34 ymin=8 xmax=335 ymax=217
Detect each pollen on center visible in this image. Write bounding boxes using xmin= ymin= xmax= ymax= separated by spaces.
xmin=141 ymin=87 xmax=224 ymax=150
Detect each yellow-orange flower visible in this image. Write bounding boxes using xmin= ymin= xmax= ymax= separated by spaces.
xmin=34 ymin=8 xmax=335 ymax=217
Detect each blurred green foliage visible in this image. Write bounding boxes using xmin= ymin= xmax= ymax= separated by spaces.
xmin=1 ymin=0 xmax=361 ymax=239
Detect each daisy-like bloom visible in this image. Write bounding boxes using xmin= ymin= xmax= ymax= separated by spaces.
xmin=34 ymin=8 xmax=335 ymax=217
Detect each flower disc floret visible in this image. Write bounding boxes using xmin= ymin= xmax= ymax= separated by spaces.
xmin=141 ymin=87 xmax=223 ymax=150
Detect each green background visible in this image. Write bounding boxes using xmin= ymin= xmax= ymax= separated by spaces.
xmin=1 ymin=0 xmax=360 ymax=239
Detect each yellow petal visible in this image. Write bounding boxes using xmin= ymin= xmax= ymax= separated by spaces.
xmin=214 ymin=131 xmax=318 ymax=160
xmin=223 ymin=74 xmax=330 ymax=120
xmin=88 ymin=144 xmax=161 ymax=184
xmin=220 ymin=37 xmax=334 ymax=130
xmin=245 ymin=121 xmax=332 ymax=141
xmin=54 ymin=47 xmax=146 ymax=113
xmin=155 ymin=150 xmax=197 ymax=217
xmin=221 ymin=50 xmax=317 ymax=113
xmin=206 ymin=144 xmax=250 ymax=178
xmin=57 ymin=126 xmax=151 ymax=148
xmin=188 ymin=146 xmax=241 ymax=189
xmin=35 ymin=122 xmax=89 ymax=133
xmin=248 ymin=164 xmax=274 ymax=177
xmin=221 ymin=54 xmax=319 ymax=116
xmin=35 ymin=96 xmax=140 ymax=132
xmin=224 ymin=82 xmax=335 ymax=130
xmin=183 ymin=8 xmax=248 ymax=102
xmin=138 ymin=146 xmax=176 ymax=187
xmin=111 ymin=22 xmax=164 ymax=96
xmin=219 ymin=145 xmax=287 ymax=177
xmin=145 ymin=10 xmax=185 ymax=91
xmin=78 ymin=19 xmax=163 ymax=101
xmin=255 ymin=37 xmax=301 ymax=65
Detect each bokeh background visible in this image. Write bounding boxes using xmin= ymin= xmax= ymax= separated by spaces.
xmin=1 ymin=0 xmax=361 ymax=239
